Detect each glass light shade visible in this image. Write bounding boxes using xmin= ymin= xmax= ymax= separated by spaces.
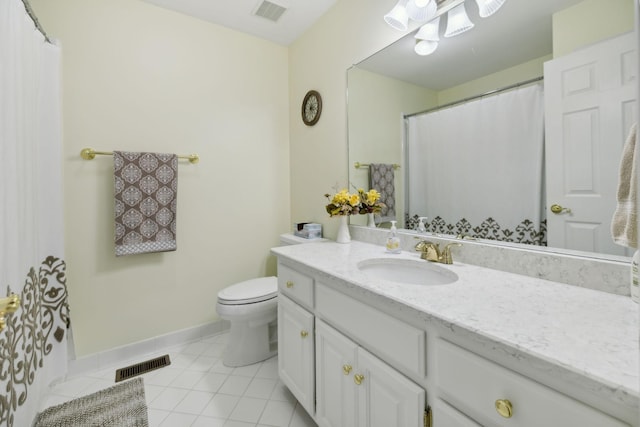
xmin=414 ymin=16 xmax=440 ymax=41
xmin=414 ymin=40 xmax=438 ymax=56
xmin=406 ymin=0 xmax=436 ymax=22
xmin=384 ymin=0 xmax=409 ymax=31
xmin=415 ymin=0 xmax=430 ymax=7
xmin=444 ymin=3 xmax=474 ymax=37
xmin=475 ymin=0 xmax=506 ymax=17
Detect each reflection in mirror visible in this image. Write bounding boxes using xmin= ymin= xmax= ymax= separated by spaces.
xmin=348 ymin=0 xmax=636 ymax=259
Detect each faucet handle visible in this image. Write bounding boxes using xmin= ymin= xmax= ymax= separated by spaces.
xmin=440 ymin=243 xmax=462 ymax=264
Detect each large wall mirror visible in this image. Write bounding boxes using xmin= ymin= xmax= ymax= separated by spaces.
xmin=348 ymin=0 xmax=637 ymax=260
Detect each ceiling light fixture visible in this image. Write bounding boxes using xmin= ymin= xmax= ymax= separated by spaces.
xmin=384 ymin=0 xmax=410 ymax=31
xmin=384 ymin=0 xmax=508 ymax=56
xmin=475 ymin=0 xmax=506 ymax=17
xmin=414 ymin=16 xmax=440 ymax=55
xmin=406 ymin=0 xmax=437 ymax=22
xmin=414 ymin=40 xmax=439 ymax=56
xmin=444 ymin=3 xmax=474 ymax=37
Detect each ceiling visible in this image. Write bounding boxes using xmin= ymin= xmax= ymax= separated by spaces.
xmin=140 ymin=0 xmax=337 ymax=46
xmin=357 ymin=0 xmax=584 ymax=90
xmin=140 ymin=0 xmax=586 ymax=88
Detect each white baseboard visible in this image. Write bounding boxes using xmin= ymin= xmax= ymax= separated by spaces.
xmin=65 ymin=320 xmax=230 ymax=379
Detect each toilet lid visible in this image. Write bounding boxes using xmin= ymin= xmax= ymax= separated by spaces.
xmin=218 ymin=276 xmax=278 ymax=305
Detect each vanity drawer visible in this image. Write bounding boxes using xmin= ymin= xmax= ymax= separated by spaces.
xmin=431 ymin=399 xmax=481 ymax=427
xmin=277 ymin=263 xmax=314 ymax=310
xmin=436 ymin=339 xmax=629 ymax=427
xmin=316 ymin=282 xmax=426 ymax=379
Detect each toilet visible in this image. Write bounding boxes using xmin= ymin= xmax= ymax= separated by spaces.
xmin=216 ymin=233 xmax=323 ymax=367
xmin=216 ymin=276 xmax=278 ymax=367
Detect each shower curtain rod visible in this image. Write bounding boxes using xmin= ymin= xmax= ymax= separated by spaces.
xmin=21 ymin=0 xmax=51 ymax=44
xmin=404 ymin=76 xmax=544 ymax=119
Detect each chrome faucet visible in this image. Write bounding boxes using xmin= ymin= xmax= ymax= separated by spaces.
xmin=414 ymin=240 xmax=462 ymax=264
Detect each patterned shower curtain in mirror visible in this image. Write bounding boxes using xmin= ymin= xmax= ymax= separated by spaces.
xmin=406 ymin=83 xmax=546 ymax=245
xmin=0 ymin=1 xmax=69 ymax=426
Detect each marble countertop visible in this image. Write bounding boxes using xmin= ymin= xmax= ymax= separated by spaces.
xmin=271 ymin=240 xmax=639 ymax=411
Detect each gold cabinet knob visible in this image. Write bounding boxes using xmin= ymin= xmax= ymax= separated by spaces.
xmin=300 ymin=330 xmax=308 ymax=338
xmin=354 ymin=374 xmax=365 ymax=385
xmin=495 ymin=399 xmax=513 ymax=418
xmin=550 ymin=204 xmax=571 ymax=214
xmin=286 ymin=281 xmax=294 ymax=288
xmin=343 ymin=364 xmax=352 ymax=375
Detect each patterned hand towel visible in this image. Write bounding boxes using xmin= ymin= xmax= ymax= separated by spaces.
xmin=369 ymin=163 xmax=396 ymax=222
xmin=114 ymin=151 xmax=178 ymax=256
xmin=611 ymin=123 xmax=638 ymax=248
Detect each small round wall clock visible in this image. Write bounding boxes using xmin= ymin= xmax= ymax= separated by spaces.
xmin=302 ymin=90 xmax=322 ymax=126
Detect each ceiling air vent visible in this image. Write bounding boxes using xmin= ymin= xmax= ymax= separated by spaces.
xmin=254 ymin=0 xmax=288 ymax=22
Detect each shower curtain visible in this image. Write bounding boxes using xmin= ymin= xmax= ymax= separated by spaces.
xmin=406 ymin=83 xmax=546 ymax=244
xmin=0 ymin=1 xmax=69 ymax=426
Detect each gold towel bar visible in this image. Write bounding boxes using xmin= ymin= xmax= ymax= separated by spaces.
xmin=354 ymin=162 xmax=400 ymax=170
xmin=0 ymin=294 xmax=20 ymax=332
xmin=80 ymin=148 xmax=200 ymax=164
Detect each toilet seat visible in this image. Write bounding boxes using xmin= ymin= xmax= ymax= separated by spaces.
xmin=217 ymin=276 xmax=278 ymax=305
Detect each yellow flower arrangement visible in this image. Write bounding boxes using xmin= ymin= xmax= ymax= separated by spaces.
xmin=325 ymin=188 xmax=360 ymax=216
xmin=325 ymin=187 xmax=385 ymax=217
xmin=357 ymin=188 xmax=384 ymax=214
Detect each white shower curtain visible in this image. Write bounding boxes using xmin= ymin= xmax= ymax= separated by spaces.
xmin=0 ymin=1 xmax=68 ymax=425
xmin=406 ymin=83 xmax=545 ymax=244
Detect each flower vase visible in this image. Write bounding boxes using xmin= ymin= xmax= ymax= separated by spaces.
xmin=336 ymin=216 xmax=351 ymax=244
xmin=366 ymin=213 xmax=376 ymax=228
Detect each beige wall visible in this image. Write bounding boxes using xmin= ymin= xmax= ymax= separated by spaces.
xmin=31 ymin=0 xmax=290 ymax=356
xmin=437 ymin=55 xmax=550 ymax=105
xmin=348 ymin=68 xmax=437 ymax=227
xmin=553 ymin=0 xmax=634 ymax=57
xmin=288 ymin=0 xmax=411 ymax=239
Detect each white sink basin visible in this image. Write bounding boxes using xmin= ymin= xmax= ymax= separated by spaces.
xmin=357 ymin=258 xmax=458 ymax=286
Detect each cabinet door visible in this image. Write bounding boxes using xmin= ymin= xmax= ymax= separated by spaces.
xmin=356 ymin=347 xmax=426 ymax=427
xmin=278 ymin=295 xmax=315 ymax=415
xmin=315 ymin=320 xmax=358 ymax=427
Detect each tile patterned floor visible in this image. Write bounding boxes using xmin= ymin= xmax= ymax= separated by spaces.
xmin=41 ymin=332 xmax=318 ymax=427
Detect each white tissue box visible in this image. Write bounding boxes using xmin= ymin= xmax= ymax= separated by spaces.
xmin=294 ymin=222 xmax=323 ymax=239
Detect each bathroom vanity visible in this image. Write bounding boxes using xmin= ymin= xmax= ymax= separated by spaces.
xmin=271 ymin=239 xmax=639 ymax=427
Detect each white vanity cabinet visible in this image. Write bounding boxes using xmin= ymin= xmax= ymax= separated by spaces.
xmin=277 ymin=263 xmax=315 ymax=416
xmin=436 ymin=339 xmax=630 ymax=427
xmin=277 ymin=260 xmax=428 ymax=427
xmin=315 ymin=319 xmax=426 ymax=427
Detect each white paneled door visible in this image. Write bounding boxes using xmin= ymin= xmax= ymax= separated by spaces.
xmin=544 ymin=31 xmax=637 ymax=256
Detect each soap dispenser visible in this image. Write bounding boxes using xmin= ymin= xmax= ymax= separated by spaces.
xmin=386 ymin=220 xmax=401 ymax=254
xmin=417 ymin=217 xmax=428 ymax=233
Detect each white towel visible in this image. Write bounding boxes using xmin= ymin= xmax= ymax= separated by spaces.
xmin=611 ymin=123 xmax=638 ymax=248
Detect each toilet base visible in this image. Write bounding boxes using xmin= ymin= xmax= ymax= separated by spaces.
xmin=223 ymin=317 xmax=278 ymax=367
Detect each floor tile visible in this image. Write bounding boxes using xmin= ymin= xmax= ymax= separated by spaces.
xmin=259 ymin=399 xmax=296 ymax=426
xmin=218 ymin=375 xmax=252 ymax=396
xmin=191 ymin=415 xmax=227 ymax=427
xmin=173 ymin=390 xmax=215 ymax=415
xmin=148 ymin=387 xmax=190 ymax=411
xmin=200 ymin=393 xmax=240 ymax=419
xmin=43 ymin=332 xmax=320 ymax=427
xmin=193 ymin=371 xmax=228 ymax=393
xmin=170 ymin=369 xmax=207 ymax=389
xmin=158 ymin=411 xmax=198 ymax=427
xmin=147 ymin=408 xmax=170 ymax=426
xmin=244 ymin=377 xmax=277 ymax=399
xmin=228 ymin=396 xmax=268 ymax=423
